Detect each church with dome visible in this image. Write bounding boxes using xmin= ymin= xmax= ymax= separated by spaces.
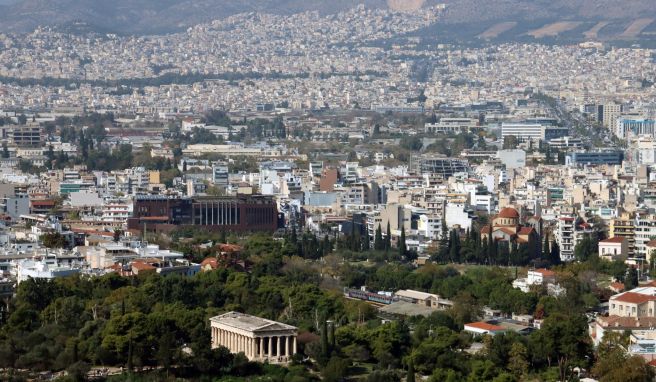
xmin=480 ymin=207 xmax=541 ymax=251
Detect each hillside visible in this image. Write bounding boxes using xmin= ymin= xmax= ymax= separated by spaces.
xmin=0 ymin=0 xmax=388 ymax=34
xmin=0 ymin=0 xmax=654 ymax=43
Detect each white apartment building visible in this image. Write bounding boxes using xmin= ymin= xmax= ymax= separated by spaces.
xmin=501 ymin=123 xmax=568 ymax=141
xmin=444 ymin=202 xmax=474 ymax=232
xmin=635 ymin=214 xmax=656 ymax=257
xmin=555 ymin=216 xmax=593 ymax=262
xmin=425 ymin=118 xmax=478 ymax=134
xmin=101 ymin=203 xmax=132 ymax=223
xmin=501 ymin=123 xmax=544 ymax=140
xmin=16 ymin=258 xmax=81 ymax=284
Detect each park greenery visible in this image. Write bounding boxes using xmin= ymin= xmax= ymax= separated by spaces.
xmin=1 ymin=226 xmax=652 ymax=382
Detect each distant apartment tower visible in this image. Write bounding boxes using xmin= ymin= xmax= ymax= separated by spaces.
xmin=603 ymin=103 xmax=622 ymax=130
xmin=212 ymin=163 xmax=229 ymax=188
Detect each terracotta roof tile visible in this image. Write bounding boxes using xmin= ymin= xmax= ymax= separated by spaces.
xmin=465 ymin=321 xmax=505 ymax=331
xmin=611 ymin=292 xmax=656 ymax=304
xmin=600 ymin=237 xmax=625 ymax=244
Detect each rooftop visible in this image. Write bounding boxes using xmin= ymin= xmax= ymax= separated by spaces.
xmin=530 ymin=268 xmax=555 ymax=277
xmin=465 ymin=321 xmax=506 ymax=332
xmin=611 ymin=291 xmax=656 ymax=304
xmin=210 ymin=312 xmax=297 ymax=333
xmin=600 ymin=237 xmax=625 ymax=244
xmin=498 ymin=207 xmax=519 ymax=219
xmin=395 ymin=289 xmax=438 ymax=301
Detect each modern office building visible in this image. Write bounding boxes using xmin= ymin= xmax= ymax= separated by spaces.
xmin=565 ymin=151 xmax=624 ymax=166
xmin=500 ymin=123 xmax=568 ymax=141
xmin=425 ymin=118 xmax=479 ymax=134
xmin=127 ymin=195 xmax=279 ymax=233
xmin=0 ymin=125 xmax=43 ymax=147
xmin=412 ymin=155 xmax=469 ymax=177
xmin=616 ymin=118 xmax=656 ymax=139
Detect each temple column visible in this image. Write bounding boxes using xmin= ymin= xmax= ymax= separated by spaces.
xmin=244 ymin=336 xmax=248 ymax=354
xmin=293 ymin=336 xmax=297 ymax=354
xmin=268 ymin=336 xmax=273 ymax=357
xmin=277 ymin=336 xmax=282 ymax=357
xmin=287 ymin=335 xmax=292 ymax=356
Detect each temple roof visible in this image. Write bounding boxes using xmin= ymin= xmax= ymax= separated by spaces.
xmin=211 ymin=311 xmax=297 ymax=333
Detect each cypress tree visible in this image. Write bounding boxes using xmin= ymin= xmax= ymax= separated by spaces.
xmin=550 ymin=242 xmax=561 ymax=265
xmin=328 ymin=322 xmax=336 ymax=351
xmin=407 ymin=359 xmax=416 ymax=382
xmin=362 ymin=232 xmax=370 ymax=251
xmin=374 ymin=224 xmax=383 ymax=250
xmin=385 ymin=222 xmax=391 ymax=252
xmin=542 ymin=234 xmax=550 ymax=259
xmin=399 ymin=227 xmax=407 ymax=258
xmin=323 ymin=235 xmax=331 ymax=255
xmin=127 ymin=337 xmax=134 ymax=371
xmin=290 ymin=226 xmax=298 ymax=243
xmin=321 ymin=320 xmax=329 ymax=357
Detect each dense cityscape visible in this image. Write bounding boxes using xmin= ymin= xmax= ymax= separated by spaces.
xmin=0 ymin=1 xmax=655 ymax=381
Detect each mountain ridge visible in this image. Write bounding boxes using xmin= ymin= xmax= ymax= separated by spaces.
xmin=0 ymin=0 xmax=654 ymax=38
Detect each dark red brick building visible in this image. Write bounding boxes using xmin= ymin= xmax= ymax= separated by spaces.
xmin=128 ymin=195 xmax=279 ymax=233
